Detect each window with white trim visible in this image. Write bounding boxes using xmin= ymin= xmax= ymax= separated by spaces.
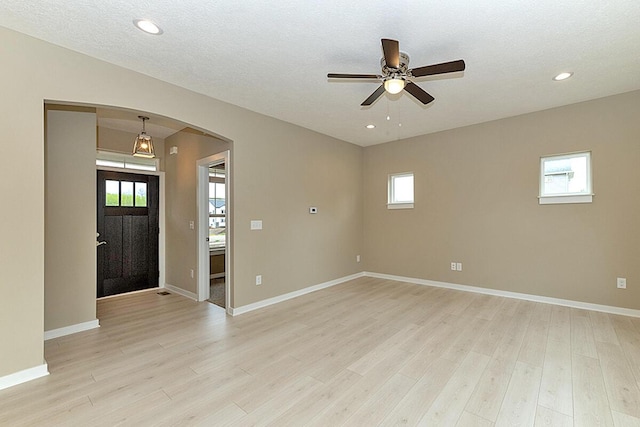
xmin=388 ymin=172 xmax=414 ymax=209
xmin=96 ymin=150 xmax=158 ymax=171
xmin=539 ymin=151 xmax=592 ymax=204
xmin=209 ymin=166 xmax=226 ymax=249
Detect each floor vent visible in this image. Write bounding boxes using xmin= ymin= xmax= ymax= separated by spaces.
xmin=157 ymin=291 xmax=171 ymax=295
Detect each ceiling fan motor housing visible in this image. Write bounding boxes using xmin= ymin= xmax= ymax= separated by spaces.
xmin=381 ymin=52 xmax=410 ymax=79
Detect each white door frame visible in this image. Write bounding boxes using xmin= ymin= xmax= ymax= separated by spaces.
xmin=196 ymin=150 xmax=231 ymax=312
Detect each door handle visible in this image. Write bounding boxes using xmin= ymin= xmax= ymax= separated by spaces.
xmin=96 ymin=232 xmax=107 ymax=247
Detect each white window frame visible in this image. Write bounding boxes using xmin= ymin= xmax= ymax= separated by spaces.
xmin=208 ymin=176 xmax=226 ymax=238
xmin=388 ymin=172 xmax=414 ymax=209
xmin=539 ymin=151 xmax=593 ymax=205
xmin=96 ymin=149 xmax=159 ymax=172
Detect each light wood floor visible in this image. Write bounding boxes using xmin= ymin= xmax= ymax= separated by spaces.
xmin=2 ymin=277 xmax=640 ymax=426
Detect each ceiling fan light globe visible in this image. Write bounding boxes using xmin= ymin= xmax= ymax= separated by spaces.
xmin=384 ymin=78 xmax=405 ymax=95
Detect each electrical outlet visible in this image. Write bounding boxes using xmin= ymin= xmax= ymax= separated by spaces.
xmin=256 ymin=275 xmax=262 ymax=286
xmin=451 ymin=262 xmax=457 ymax=271
xmin=356 ymin=255 xmax=361 ymax=263
xmin=189 ymin=221 xmax=194 ymax=230
xmin=456 ymin=262 xmax=463 ymax=272
xmin=617 ymin=277 xmax=627 ymax=289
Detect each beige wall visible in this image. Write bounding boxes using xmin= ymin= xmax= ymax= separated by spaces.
xmin=363 ymin=90 xmax=640 ymax=310
xmin=98 ymin=127 xmax=166 ymax=171
xmin=164 ymin=130 xmax=229 ymax=294
xmin=232 ymin=122 xmax=363 ymax=306
xmin=0 ymin=26 xmax=363 ymax=379
xmin=45 ymin=109 xmax=98 ymax=331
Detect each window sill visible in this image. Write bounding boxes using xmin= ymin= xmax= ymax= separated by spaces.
xmin=539 ymin=194 xmax=593 ymax=205
xmin=387 ymin=203 xmax=414 ymax=210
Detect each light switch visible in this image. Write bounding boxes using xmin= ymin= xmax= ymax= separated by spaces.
xmin=250 ymin=220 xmax=263 ymax=230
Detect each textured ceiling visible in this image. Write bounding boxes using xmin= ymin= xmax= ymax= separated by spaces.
xmin=96 ymin=108 xmax=187 ymax=139
xmin=1 ymin=0 xmax=639 ymax=146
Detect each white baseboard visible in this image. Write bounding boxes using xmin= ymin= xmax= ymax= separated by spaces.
xmin=365 ymin=272 xmax=640 ymax=318
xmin=0 ymin=363 xmax=49 ymax=391
xmin=230 ymin=272 xmax=365 ymax=316
xmin=44 ymin=319 xmax=100 ymax=341
xmin=165 ymin=283 xmax=198 ymax=301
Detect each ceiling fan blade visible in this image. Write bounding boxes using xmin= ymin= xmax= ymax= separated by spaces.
xmin=410 ymin=59 xmax=466 ymax=77
xmin=404 ymin=82 xmax=435 ymax=105
xmin=361 ymin=85 xmax=385 ymax=106
xmin=327 ymin=73 xmax=381 ymax=79
xmin=381 ymin=38 xmax=400 ymax=69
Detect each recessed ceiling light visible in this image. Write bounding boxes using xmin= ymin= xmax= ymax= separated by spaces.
xmin=553 ymin=72 xmax=573 ymax=81
xmin=365 ymin=124 xmax=375 ymax=129
xmin=134 ymin=19 xmax=163 ymax=35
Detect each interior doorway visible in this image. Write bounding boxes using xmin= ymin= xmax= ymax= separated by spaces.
xmin=207 ymin=163 xmax=226 ymax=308
xmin=97 ymin=170 xmax=160 ymax=297
xmin=197 ymin=151 xmax=231 ymax=312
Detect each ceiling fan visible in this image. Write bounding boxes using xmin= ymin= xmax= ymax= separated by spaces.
xmin=328 ymin=38 xmax=465 ymax=106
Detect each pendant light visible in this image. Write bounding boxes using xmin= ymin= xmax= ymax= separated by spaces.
xmin=133 ymin=116 xmax=155 ymax=158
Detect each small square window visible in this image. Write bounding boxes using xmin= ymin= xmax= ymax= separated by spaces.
xmin=388 ymin=172 xmax=414 ymax=209
xmin=539 ymin=151 xmax=592 ymax=204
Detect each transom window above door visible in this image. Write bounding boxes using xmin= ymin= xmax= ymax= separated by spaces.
xmin=96 ymin=149 xmax=158 ymax=171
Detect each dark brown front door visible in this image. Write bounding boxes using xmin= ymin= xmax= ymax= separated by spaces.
xmin=97 ymin=170 xmax=159 ymax=298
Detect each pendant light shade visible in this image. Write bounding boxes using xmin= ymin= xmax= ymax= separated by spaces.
xmin=133 ymin=116 xmax=155 ymax=158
